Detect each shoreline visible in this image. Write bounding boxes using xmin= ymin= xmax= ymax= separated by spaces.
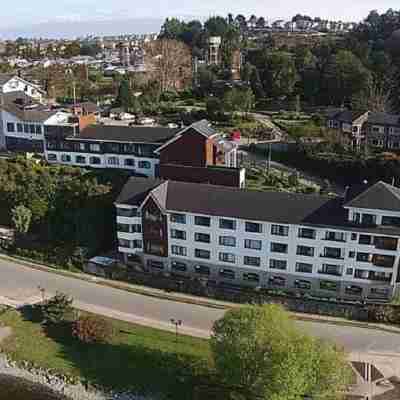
xmin=0 ymin=355 xmax=149 ymax=400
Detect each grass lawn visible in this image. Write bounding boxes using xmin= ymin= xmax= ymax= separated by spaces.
xmin=0 ymin=309 xmax=212 ymax=399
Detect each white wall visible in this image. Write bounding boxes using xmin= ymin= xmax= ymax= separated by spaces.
xmin=3 ymin=77 xmax=43 ymax=102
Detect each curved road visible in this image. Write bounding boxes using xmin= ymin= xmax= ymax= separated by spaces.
xmin=0 ymin=258 xmax=399 ymax=352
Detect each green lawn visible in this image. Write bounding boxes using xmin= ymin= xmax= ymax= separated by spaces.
xmin=0 ymin=310 xmax=212 ymax=399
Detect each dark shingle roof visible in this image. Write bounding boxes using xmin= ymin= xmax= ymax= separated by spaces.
xmin=70 ymin=125 xmax=180 ymax=143
xmin=2 ymin=97 xmax=56 ymax=123
xmin=334 ymin=110 xmax=367 ymax=123
xmin=367 ymin=112 xmax=400 ymax=127
xmin=117 ymin=178 xmax=400 ymax=235
xmin=345 ymin=181 xmax=400 ymax=212
xmin=116 ymin=177 xmax=163 ymax=206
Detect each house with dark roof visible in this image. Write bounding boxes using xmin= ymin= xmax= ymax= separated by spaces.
xmin=115 ymin=178 xmax=400 ymax=301
xmin=45 ymin=120 xmax=244 ymax=186
xmin=326 ymin=109 xmax=400 ymax=150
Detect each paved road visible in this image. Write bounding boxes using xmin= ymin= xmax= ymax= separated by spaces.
xmin=1 ymin=258 xmax=400 ymax=352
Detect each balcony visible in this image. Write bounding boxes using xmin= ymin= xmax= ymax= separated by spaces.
xmin=354 ymin=270 xmax=392 ymax=282
xmin=372 ymin=254 xmax=395 ymax=269
xmin=320 ymin=248 xmax=344 ymax=260
xmin=318 ymin=264 xmax=343 ymax=277
xmin=374 ymin=237 xmax=398 ymax=251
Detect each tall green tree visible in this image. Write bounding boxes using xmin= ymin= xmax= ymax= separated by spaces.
xmin=211 ymin=304 xmax=350 ymax=400
xmin=115 ymin=79 xmax=133 ymax=111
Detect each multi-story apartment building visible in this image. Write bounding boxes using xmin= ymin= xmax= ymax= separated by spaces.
xmin=326 ymin=109 xmax=400 ymax=150
xmin=0 ymin=92 xmax=76 ymax=152
xmin=115 ymin=178 xmax=400 ymax=301
xmin=45 ymin=120 xmax=244 ymax=185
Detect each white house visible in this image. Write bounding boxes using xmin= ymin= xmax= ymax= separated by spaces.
xmin=0 ymin=74 xmax=45 ymax=102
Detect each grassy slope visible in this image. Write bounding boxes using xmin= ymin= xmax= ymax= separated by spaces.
xmin=0 ymin=310 xmax=212 ymax=399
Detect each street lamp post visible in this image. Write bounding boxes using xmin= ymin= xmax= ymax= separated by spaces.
xmin=170 ymin=318 xmax=182 ymax=343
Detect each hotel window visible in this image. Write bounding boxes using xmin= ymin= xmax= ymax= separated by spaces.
xmin=270 ymin=243 xmax=288 ymax=254
xmin=35 ymin=125 xmax=42 ymax=135
xmin=90 ymin=156 xmax=101 ymax=165
xmin=353 ymin=213 xmax=361 ymax=224
xmin=319 ymin=264 xmax=343 ymax=276
xmin=325 ymin=231 xmax=345 ymax=242
xmin=269 ymin=259 xmax=287 ymax=270
xmin=244 ymin=239 xmax=262 ymax=250
xmin=89 ymin=143 xmax=101 ymax=152
xmin=147 ymin=260 xmax=164 ymax=270
xmin=296 ymin=245 xmax=314 ymax=257
xmin=319 ymin=280 xmax=339 ymax=292
xmin=132 ymin=224 xmax=142 ymax=233
xmin=117 ymin=223 xmax=130 ymax=233
xmin=244 ymin=256 xmax=261 ymax=267
xmin=360 ymin=235 xmax=373 ymax=244
xmin=298 ymin=228 xmax=316 ymax=239
xmin=219 ymin=269 xmax=235 ymax=279
xmin=47 ymin=154 xmax=57 ymax=161
xmin=271 ymin=224 xmax=289 ymax=236
xmin=245 ymin=222 xmax=262 ymax=233
xmin=361 ymin=214 xmax=376 ymax=225
xmin=118 ymin=239 xmax=131 ymax=248
xmin=171 ymin=261 xmax=187 ymax=272
xmin=29 ymin=124 xmax=35 ymax=134
xmin=294 ymin=280 xmax=311 ymax=290
xmin=195 ymin=249 xmax=210 ymax=260
xmin=219 ymin=236 xmax=236 ymax=247
xmin=24 ymin=124 xmax=29 ymax=133
xmin=170 ymin=213 xmax=186 ymax=224
xmin=6 ymin=122 xmax=15 ymax=132
xmin=138 ymin=161 xmax=151 ymax=169
xmin=108 ymin=157 xmax=119 ymax=165
xmin=243 ymin=272 xmax=260 ymax=282
xmin=132 ymin=240 xmax=143 ymax=249
xmin=195 ymin=216 xmax=211 ymax=227
xmin=295 ymin=262 xmax=313 ymax=273
xmin=195 ymin=232 xmax=210 ymax=243
xmin=219 ymin=218 xmax=236 ymax=230
xmin=61 ymin=154 xmax=71 ymax=162
xmin=382 ymin=216 xmax=400 ymax=227
xmin=16 ymin=123 xmax=23 ymax=133
xmin=219 ymin=252 xmax=236 ymax=264
xmin=171 ymin=229 xmax=186 ymax=240
xmin=75 ymin=155 xmax=86 ymax=164
xmin=124 ymin=159 xmax=135 ymax=167
xmin=269 ymin=276 xmax=286 ymax=286
xmin=78 ymin=143 xmax=86 ymax=151
xmin=356 ymin=252 xmax=370 ymax=262
xmin=194 ymin=265 xmax=210 ymax=275
xmin=346 ymin=268 xmax=354 ymax=276
xmin=171 ymin=245 xmax=187 ymax=256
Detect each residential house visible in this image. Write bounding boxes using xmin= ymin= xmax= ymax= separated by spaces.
xmin=0 ymin=73 xmax=45 ymax=102
xmin=116 ymin=179 xmax=400 ymax=301
xmin=326 ymin=109 xmax=400 ymax=150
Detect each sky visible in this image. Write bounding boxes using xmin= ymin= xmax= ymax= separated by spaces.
xmin=1 ymin=0 xmax=400 ymax=37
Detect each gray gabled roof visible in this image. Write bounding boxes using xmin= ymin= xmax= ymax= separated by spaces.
xmin=345 ymin=181 xmax=400 ymax=211
xmin=69 ymin=125 xmax=180 ymax=144
xmin=367 ymin=112 xmax=400 ymax=127
xmin=189 ymin=119 xmax=217 ymax=138
xmin=116 ymin=177 xmax=163 ymax=206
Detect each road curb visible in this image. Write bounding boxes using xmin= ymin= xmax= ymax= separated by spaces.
xmin=1 ymin=253 xmax=400 ymax=336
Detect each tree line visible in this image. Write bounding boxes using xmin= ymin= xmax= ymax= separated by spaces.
xmin=161 ymin=9 xmax=400 ymax=112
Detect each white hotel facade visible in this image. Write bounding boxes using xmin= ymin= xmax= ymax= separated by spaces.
xmin=115 ymin=178 xmax=400 ymax=301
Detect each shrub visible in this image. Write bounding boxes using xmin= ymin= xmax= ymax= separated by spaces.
xmin=72 ymin=315 xmax=114 ymax=344
xmin=42 ymin=292 xmax=73 ymax=325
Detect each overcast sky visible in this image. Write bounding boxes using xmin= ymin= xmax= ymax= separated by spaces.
xmin=1 ymin=0 xmax=399 ymax=36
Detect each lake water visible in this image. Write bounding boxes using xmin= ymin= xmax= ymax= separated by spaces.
xmin=0 ymin=374 xmax=68 ymax=400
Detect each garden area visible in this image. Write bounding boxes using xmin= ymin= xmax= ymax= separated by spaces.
xmin=246 ymin=166 xmax=320 ymax=194
xmin=0 ymin=298 xmax=350 ymax=400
